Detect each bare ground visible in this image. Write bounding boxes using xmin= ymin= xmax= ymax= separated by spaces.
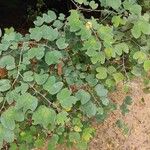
xmin=90 ymin=79 xmax=150 ymax=150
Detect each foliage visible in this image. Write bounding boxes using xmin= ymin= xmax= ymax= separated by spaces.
xmin=0 ymin=0 xmax=150 ymax=149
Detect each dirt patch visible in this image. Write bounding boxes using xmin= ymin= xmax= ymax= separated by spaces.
xmin=90 ymin=79 xmax=150 ymax=150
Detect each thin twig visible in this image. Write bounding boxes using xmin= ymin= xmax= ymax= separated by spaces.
xmin=12 ymin=48 xmax=23 ymax=86
xmin=0 ymin=99 xmax=6 ymax=113
xmin=70 ymin=0 xmax=118 ymax=14
xmin=19 ymin=73 xmax=61 ymax=112
xmin=122 ymin=54 xmax=130 ymax=82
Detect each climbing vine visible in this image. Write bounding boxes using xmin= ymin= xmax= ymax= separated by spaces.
xmin=0 ymin=0 xmax=150 ymax=149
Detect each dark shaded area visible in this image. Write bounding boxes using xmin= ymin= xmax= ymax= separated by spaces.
xmin=0 ymin=0 xmax=73 ymax=33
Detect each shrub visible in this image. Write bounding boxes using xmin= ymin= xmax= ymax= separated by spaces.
xmin=0 ymin=0 xmax=149 ymax=149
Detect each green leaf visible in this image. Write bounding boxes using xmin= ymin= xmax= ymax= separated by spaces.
xmin=41 ymin=25 xmax=59 ymax=41
xmin=57 ymin=88 xmax=77 ymax=110
xmin=15 ymin=93 xmax=38 ymax=113
xmin=113 ymin=72 xmax=124 ymax=83
xmin=43 ymin=76 xmax=63 ymax=95
xmin=96 ymin=67 xmax=107 ymax=79
xmin=74 ymin=0 xmax=84 ymax=4
xmin=48 ymin=134 xmax=59 ymax=150
xmin=0 ymin=79 xmax=11 ymax=92
xmin=56 ymin=38 xmax=69 ymax=49
xmin=123 ymin=1 xmax=141 ymax=15
xmin=89 ymin=1 xmax=98 ymax=9
xmin=69 ymin=132 xmax=80 ymax=143
xmin=47 ymin=10 xmax=57 ymax=22
xmin=29 ymin=27 xmax=43 ymax=41
xmin=58 ymin=13 xmax=65 ymax=21
xmin=107 ymin=66 xmax=116 ymax=74
xmin=32 ymin=105 xmax=56 ymax=128
xmin=27 ymin=47 xmax=45 ymax=60
xmin=34 ymin=10 xmax=57 ymax=26
xmin=112 ymin=15 xmax=126 ymax=27
xmin=45 ymin=51 xmax=62 ymax=65
xmin=56 ymin=111 xmax=69 ymax=125
xmin=95 ymin=84 xmax=108 ymax=97
xmin=104 ymin=47 xmax=115 ymax=59
xmin=106 ymin=0 xmax=121 ymax=9
xmin=53 ymin=20 xmax=64 ymax=29
xmin=77 ymin=140 xmax=88 ymax=150
xmin=83 ymin=37 xmax=101 ymax=56
xmin=67 ymin=10 xmax=82 ymax=32
xmin=0 ymin=55 xmax=15 ymax=70
xmin=34 ymin=71 xmax=49 ymax=85
xmin=0 ymin=124 xmax=15 ymax=147
xmin=82 ymin=127 xmax=95 ymax=142
xmin=85 ymin=74 xmax=98 ymax=87
xmin=101 ymin=97 xmax=109 ymax=106
xmin=144 ymin=60 xmax=150 ymax=72
xmin=76 ymin=89 xmax=91 ymax=105
xmin=81 ymin=101 xmax=97 ymax=118
xmin=1 ymin=107 xmax=24 ymax=130
xmin=115 ymin=43 xmax=129 ymax=55
xmin=124 ymin=96 xmax=132 ymax=105
xmin=23 ymin=71 xmax=34 ymax=82
xmin=133 ymin=51 xmax=147 ymax=64
xmin=131 ymin=23 xmax=141 ymax=39
xmin=34 ymin=138 xmax=45 ymax=148
xmin=132 ymin=20 xmax=150 ymax=38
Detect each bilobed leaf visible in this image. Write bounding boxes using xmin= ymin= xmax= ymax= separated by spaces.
xmin=0 ymin=55 xmax=15 ymax=70
xmin=47 ymin=10 xmax=57 ymax=22
xmin=23 ymin=71 xmax=34 ymax=82
xmin=27 ymin=47 xmax=45 ymax=60
xmin=0 ymin=79 xmax=11 ymax=92
xmin=48 ymin=82 xmax=64 ymax=95
xmin=96 ymin=67 xmax=107 ymax=79
xmin=43 ymin=76 xmax=63 ymax=95
xmin=1 ymin=107 xmax=24 ymax=130
xmin=76 ymin=89 xmax=91 ymax=105
xmin=56 ymin=38 xmax=68 ymax=49
xmin=67 ymin=10 xmax=82 ymax=32
xmin=133 ymin=51 xmax=147 ymax=64
xmin=131 ymin=23 xmax=141 ymax=39
xmin=29 ymin=27 xmax=43 ymax=41
xmin=89 ymin=1 xmax=98 ymax=9
xmin=113 ymin=72 xmax=124 ymax=83
xmin=112 ymin=15 xmax=126 ymax=27
xmin=115 ymin=43 xmax=129 ymax=55
xmin=15 ymin=93 xmax=38 ymax=113
xmin=69 ymin=132 xmax=80 ymax=143
xmin=107 ymin=66 xmax=116 ymax=74
xmin=95 ymin=84 xmax=108 ymax=97
xmin=34 ymin=71 xmax=49 ymax=85
xmin=45 ymin=51 xmax=62 ymax=65
xmin=57 ymin=88 xmax=77 ymax=110
xmin=32 ymin=105 xmax=56 ymax=128
xmin=81 ymin=101 xmax=97 ymax=117
xmin=41 ymin=25 xmax=59 ymax=41
xmin=56 ymin=111 xmax=69 ymax=125
xmin=53 ymin=20 xmax=64 ymax=29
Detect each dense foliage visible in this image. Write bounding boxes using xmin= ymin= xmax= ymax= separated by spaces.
xmin=0 ymin=0 xmax=150 ymax=149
